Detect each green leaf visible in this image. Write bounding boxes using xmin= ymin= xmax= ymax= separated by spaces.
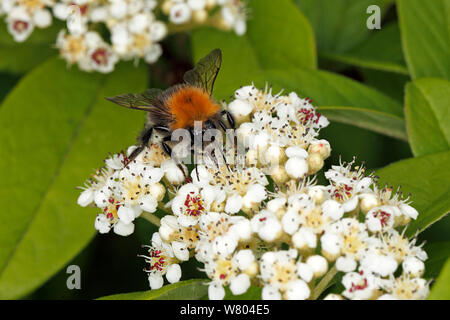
xmin=295 ymin=0 xmax=390 ymax=53
xmin=192 ymin=28 xmax=406 ymax=140
xmin=405 ymin=78 xmax=450 ymax=157
xmin=247 ymin=0 xmax=317 ymax=69
xmin=322 ymin=23 xmax=408 ymax=75
xmin=424 ymin=242 xmax=450 ymax=279
xmin=0 ymin=23 xmax=62 ymax=74
xmin=375 ymin=151 xmax=450 ymax=237
xmin=98 ymin=279 xmax=208 ymax=300
xmin=428 ymin=258 xmax=450 ymax=300
xmin=397 ymin=0 xmax=450 ymax=80
xmin=0 ymin=58 xmax=148 ymax=299
xmin=361 ymin=69 xmax=410 ymax=103
xmin=318 ymin=106 xmax=406 ymax=141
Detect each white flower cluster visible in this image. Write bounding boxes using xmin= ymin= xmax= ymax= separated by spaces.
xmin=231 ymin=84 xmax=330 ymax=181
xmin=77 ymin=144 xmax=185 ymax=236
xmin=0 ymin=0 xmax=248 ymax=72
xmin=77 ymin=85 xmax=430 ymax=299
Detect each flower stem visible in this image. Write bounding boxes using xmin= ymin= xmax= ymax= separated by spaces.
xmin=141 ymin=211 xmax=161 ymax=227
xmin=310 ymin=265 xmax=338 ymax=300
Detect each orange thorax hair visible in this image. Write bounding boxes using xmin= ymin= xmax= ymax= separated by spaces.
xmin=166 ymin=86 xmax=221 ymax=130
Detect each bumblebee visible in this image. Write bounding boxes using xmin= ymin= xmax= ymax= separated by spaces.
xmin=106 ymin=49 xmax=235 ymax=171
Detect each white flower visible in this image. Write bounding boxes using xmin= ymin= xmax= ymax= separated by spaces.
xmin=66 ymin=8 xmax=88 ymax=35
xmin=335 ymin=256 xmax=357 ymax=273
xmin=77 ymin=167 xmax=116 ymax=208
xmin=220 ymin=0 xmax=247 ymax=35
xmin=204 ymin=251 xmax=251 ymax=299
xmin=159 ymin=215 xmax=201 ymax=259
xmin=292 ymin=227 xmax=317 ymax=250
xmin=197 ymin=212 xmax=252 ymax=260
xmin=325 ymin=160 xmax=374 ymax=212
xmin=402 ymin=257 xmax=425 ymax=278
xmin=7 ymin=7 xmax=34 ymax=42
xmin=77 ymin=189 xmax=95 ymax=207
xmin=171 ymin=183 xmax=212 ymax=226
xmin=324 ymin=294 xmax=344 ymax=300
xmin=285 ymin=156 xmax=308 ymax=179
xmin=365 ymin=205 xmax=395 ymax=232
xmin=342 ymin=271 xmax=380 ymax=300
xmin=117 ymin=205 xmax=136 ymax=225
xmin=149 ymin=21 xmax=167 ymax=42
xmin=33 ymin=9 xmax=52 ymax=28
xmin=188 ymin=0 xmax=206 ymax=10
xmin=322 ymin=199 xmax=344 ymax=221
xmin=89 ymin=6 xmax=108 ymax=22
xmin=228 ymin=99 xmax=253 ymax=119
xmin=380 ymin=275 xmax=429 ymax=300
xmin=234 ymin=85 xmax=258 ymax=100
xmin=116 ymin=163 xmax=164 ymax=216
xmin=169 ymin=2 xmax=191 ymax=24
xmin=141 ymin=233 xmax=182 ymax=289
xmin=251 ymin=210 xmax=282 ymax=242
xmin=113 ymin=219 xmax=135 ymax=236
xmin=262 ymin=285 xmax=282 ymax=300
xmin=95 ymin=214 xmax=112 ymax=234
xmin=296 ymin=262 xmax=313 ymax=283
xmin=285 ymin=279 xmax=310 ymax=300
xmin=86 ymin=44 xmax=119 ymax=73
xmin=208 ymin=281 xmax=226 ymax=300
xmin=196 ymin=165 xmax=268 ymax=214
xmin=229 ymin=273 xmax=250 ymax=295
xmin=360 ymin=250 xmax=398 ymax=277
xmin=233 ymin=249 xmax=256 ymax=272
xmin=162 ymin=159 xmax=186 ymax=184
xmin=322 ymin=218 xmax=369 ymax=268
xmin=306 ymin=255 xmax=328 ymax=278
xmin=260 ymin=250 xmax=310 ymax=300
xmin=105 ymin=151 xmax=127 ymax=170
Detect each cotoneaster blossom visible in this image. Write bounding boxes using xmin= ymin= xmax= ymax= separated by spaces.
xmin=1 ymin=0 xmax=249 ymax=72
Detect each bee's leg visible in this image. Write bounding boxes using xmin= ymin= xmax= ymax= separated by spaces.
xmin=128 ymin=125 xmax=170 ymax=165
xmin=153 ymin=125 xmax=170 ymax=134
xmin=220 ymin=110 xmax=238 ymax=165
xmin=217 ymin=119 xmax=228 ymax=131
xmin=189 ymin=130 xmax=201 ymax=181
xmin=221 ymin=110 xmax=235 ymax=129
xmin=127 ymin=146 xmax=145 ymax=164
xmin=161 ymin=135 xmax=189 ymax=181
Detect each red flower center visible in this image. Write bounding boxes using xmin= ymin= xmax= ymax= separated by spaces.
xmin=91 ymin=48 xmax=109 ymax=66
xmin=13 ymin=20 xmax=29 ymax=33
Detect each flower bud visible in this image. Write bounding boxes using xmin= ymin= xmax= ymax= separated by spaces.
xmin=149 ymin=182 xmax=165 ymax=201
xmin=306 ymin=255 xmax=328 ymax=278
xmin=308 ymin=140 xmax=331 ymax=159
xmin=264 ymin=145 xmax=286 ymax=166
xmin=307 ymin=152 xmax=324 ymax=174
xmin=162 ymin=0 xmax=174 ymax=14
xmin=192 ymin=9 xmax=207 ymax=23
xmin=285 ymin=157 xmax=308 ymax=179
xmin=270 ymin=165 xmax=289 ymax=184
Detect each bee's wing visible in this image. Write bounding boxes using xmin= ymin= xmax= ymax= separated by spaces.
xmin=106 ymin=88 xmax=163 ymax=111
xmin=183 ymin=49 xmax=222 ymax=96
